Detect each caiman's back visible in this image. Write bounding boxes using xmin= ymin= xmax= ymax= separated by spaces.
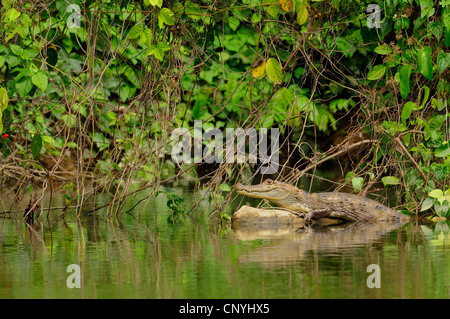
xmin=313 ymin=191 xmax=409 ymax=223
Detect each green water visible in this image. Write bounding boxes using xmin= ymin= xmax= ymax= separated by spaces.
xmin=0 ymin=185 xmax=449 ymax=299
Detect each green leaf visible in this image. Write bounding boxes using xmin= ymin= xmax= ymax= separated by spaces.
xmin=399 ymin=64 xmax=411 ymax=99
xmin=142 ymin=28 xmax=153 ymax=45
xmin=417 ymin=47 xmax=433 ymax=80
xmin=55 ymin=0 xmax=70 ymax=16
xmin=430 ymin=21 xmax=444 ymax=40
xmin=444 ymin=191 xmax=450 ymax=204
xmin=297 ymin=4 xmax=308 ymax=25
xmin=218 ymin=183 xmax=232 ymax=192
xmin=128 ymin=24 xmax=143 ymax=39
xmin=93 ymin=132 xmax=110 ymax=151
xmin=31 ymin=71 xmax=48 ymax=92
xmin=2 ymin=0 xmax=12 ymax=11
xmin=294 ymin=66 xmax=305 ymax=78
xmin=418 ymin=85 xmax=429 ymax=110
xmin=329 ymin=98 xmax=354 ymax=113
xmin=435 ymin=143 xmax=450 ymax=157
xmin=435 ymin=201 xmax=450 ymax=217
xmin=147 ymin=42 xmax=171 ymax=60
xmin=5 ymin=8 xmax=20 ymax=21
xmin=267 ymin=4 xmax=280 ymax=18
xmin=9 ymin=44 xmax=23 ymax=56
xmin=395 ymin=17 xmax=410 ymax=31
xmin=157 ymin=41 xmax=170 ymax=51
xmin=185 ymin=1 xmax=202 ymax=19
xmin=444 ymin=8 xmax=450 ymax=30
xmin=401 ymin=102 xmax=416 ymax=125
xmin=374 ymin=44 xmax=392 ymax=55
xmin=31 ymin=134 xmax=43 ymax=158
xmin=419 ymin=0 xmax=435 ymax=19
xmin=367 ymin=64 xmax=385 ymax=81
xmin=428 ymin=189 xmax=443 ymax=199
xmin=336 ymin=37 xmax=355 ymax=57
xmin=5 ymin=26 xmax=18 ymax=43
xmin=172 ymin=2 xmax=184 ymax=18
xmin=265 ymin=58 xmax=283 ymax=84
xmin=192 ymin=102 xmax=202 ymax=119
xmin=14 ymin=67 xmax=31 ymax=83
xmin=251 ymin=13 xmax=261 ymax=24
xmin=3 ymin=54 xmax=19 ymax=67
xmin=403 ymin=133 xmax=411 ymax=146
xmin=146 ymin=0 xmax=162 ymax=7
xmin=351 ymin=177 xmax=364 ymax=193
xmin=29 ymin=62 xmax=39 ymax=74
xmin=345 ymin=171 xmax=356 ymax=179
xmin=15 ymin=77 xmax=33 ymax=98
xmin=72 ymin=103 xmax=87 ymax=117
xmin=146 ymin=44 xmax=157 ymax=57
xmin=420 ymin=197 xmax=436 ymax=211
xmin=229 ymin=17 xmax=240 ymax=31
xmin=159 ymin=8 xmax=175 ymax=26
xmin=437 ymin=50 xmax=450 ymax=75
xmin=381 ymin=176 xmax=399 ymax=187
xmin=445 ymin=27 xmax=450 ymax=47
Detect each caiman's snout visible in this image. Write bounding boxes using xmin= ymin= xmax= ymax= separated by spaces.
xmin=234 ymin=182 xmax=248 ymax=195
xmin=234 ymin=182 xmax=244 ymax=189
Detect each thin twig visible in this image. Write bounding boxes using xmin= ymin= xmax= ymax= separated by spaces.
xmin=393 ymin=136 xmax=427 ymax=182
xmin=289 ymin=139 xmax=379 ymax=182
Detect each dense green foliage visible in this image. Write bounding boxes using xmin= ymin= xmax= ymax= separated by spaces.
xmin=0 ymin=0 xmax=449 ymax=219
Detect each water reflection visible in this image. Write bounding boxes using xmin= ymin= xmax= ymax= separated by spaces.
xmin=0 ymin=187 xmax=449 ymax=299
xmin=233 ymin=221 xmax=409 ymax=265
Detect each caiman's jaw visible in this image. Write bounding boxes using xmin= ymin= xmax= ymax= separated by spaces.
xmin=234 ymin=179 xmax=296 ymax=201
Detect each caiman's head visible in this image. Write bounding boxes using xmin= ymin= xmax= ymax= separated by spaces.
xmin=234 ymin=179 xmax=300 ymax=200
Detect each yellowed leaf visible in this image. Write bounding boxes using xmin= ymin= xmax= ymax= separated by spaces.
xmin=278 ymin=0 xmax=293 ymax=12
xmin=0 ymin=87 xmax=8 ymax=111
xmin=432 ymin=216 xmax=447 ymax=222
xmin=297 ymin=5 xmax=308 ymax=25
xmin=252 ymin=60 xmax=266 ymax=78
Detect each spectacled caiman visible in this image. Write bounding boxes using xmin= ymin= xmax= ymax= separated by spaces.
xmin=235 ymin=179 xmax=410 ymax=224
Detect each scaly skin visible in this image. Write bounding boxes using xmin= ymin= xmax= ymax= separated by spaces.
xmin=235 ymin=179 xmax=410 ymax=224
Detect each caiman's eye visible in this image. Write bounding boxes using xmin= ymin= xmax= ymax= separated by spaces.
xmin=265 ymin=179 xmax=273 ymax=184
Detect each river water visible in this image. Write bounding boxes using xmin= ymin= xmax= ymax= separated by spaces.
xmin=0 ymin=183 xmax=449 ymax=299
